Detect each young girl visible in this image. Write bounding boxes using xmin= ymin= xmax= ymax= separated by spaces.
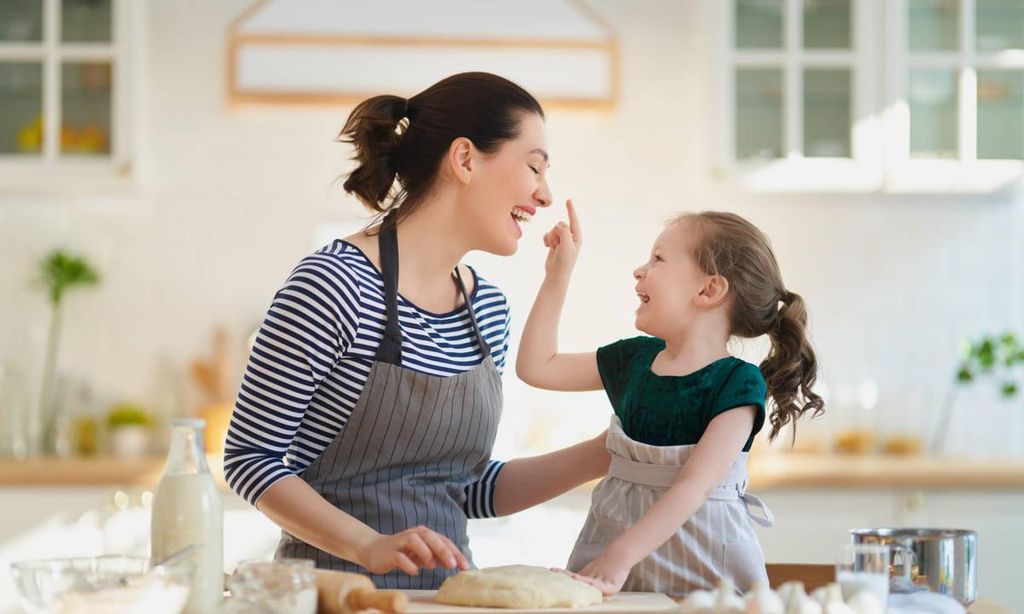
xmin=517 ymin=203 xmax=824 ymax=597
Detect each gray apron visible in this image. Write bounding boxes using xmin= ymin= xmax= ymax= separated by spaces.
xmin=567 ymin=415 xmax=774 ymax=597
xmin=276 ymin=217 xmax=503 ymax=589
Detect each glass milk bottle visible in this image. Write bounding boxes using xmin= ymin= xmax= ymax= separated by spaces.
xmin=151 ymin=418 xmax=224 ymax=612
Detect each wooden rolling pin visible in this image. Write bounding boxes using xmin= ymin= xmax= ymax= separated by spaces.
xmin=314 ymin=569 xmax=408 ymax=614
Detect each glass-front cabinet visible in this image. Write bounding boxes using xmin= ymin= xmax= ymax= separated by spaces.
xmin=0 ymin=0 xmax=132 ymax=185
xmin=721 ymin=0 xmax=1024 ymax=191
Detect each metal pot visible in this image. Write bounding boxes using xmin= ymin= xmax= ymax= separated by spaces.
xmin=850 ymin=528 xmax=977 ymax=605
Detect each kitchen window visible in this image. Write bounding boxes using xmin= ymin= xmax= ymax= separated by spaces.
xmin=0 ymin=0 xmax=135 ymax=190
xmin=719 ymin=0 xmax=1024 ymax=192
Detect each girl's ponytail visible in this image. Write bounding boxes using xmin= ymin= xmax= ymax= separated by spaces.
xmin=761 ymin=290 xmax=824 ymax=441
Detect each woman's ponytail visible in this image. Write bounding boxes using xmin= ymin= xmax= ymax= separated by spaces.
xmin=339 ymin=95 xmax=408 ymax=212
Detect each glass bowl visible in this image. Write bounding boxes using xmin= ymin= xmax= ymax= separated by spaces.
xmin=10 ymin=554 xmax=190 ymax=614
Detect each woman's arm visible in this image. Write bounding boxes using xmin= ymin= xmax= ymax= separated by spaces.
xmin=492 ymin=428 xmax=611 ymax=516
xmin=225 ymin=257 xmax=464 ymax=575
xmin=257 ymin=476 xmax=468 ymax=575
xmin=516 ymin=200 xmax=603 ymax=392
xmin=567 ymin=406 xmax=756 ymax=595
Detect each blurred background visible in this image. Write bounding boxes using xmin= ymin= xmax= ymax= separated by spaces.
xmin=0 ymin=0 xmax=1022 ymax=611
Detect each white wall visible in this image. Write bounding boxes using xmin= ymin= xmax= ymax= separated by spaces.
xmin=1 ymin=0 xmax=1022 ymax=459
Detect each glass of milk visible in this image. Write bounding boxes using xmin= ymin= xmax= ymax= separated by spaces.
xmin=226 ymin=558 xmax=318 ymax=614
xmin=836 ymin=543 xmax=890 ymax=604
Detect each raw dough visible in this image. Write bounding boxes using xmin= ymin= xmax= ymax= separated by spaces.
xmin=436 ymin=565 xmax=603 ymax=609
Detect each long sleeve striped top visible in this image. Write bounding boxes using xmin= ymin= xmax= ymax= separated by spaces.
xmin=224 ymin=239 xmax=510 ymax=518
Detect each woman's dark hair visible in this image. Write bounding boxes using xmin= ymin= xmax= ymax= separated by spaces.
xmin=339 ymin=72 xmax=544 ymax=228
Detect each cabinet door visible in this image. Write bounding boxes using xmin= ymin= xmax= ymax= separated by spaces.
xmin=752 ymin=490 xmax=900 ymax=563
xmin=0 ymin=62 xmax=43 ymax=155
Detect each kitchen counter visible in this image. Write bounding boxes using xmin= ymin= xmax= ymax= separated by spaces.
xmin=969 ymin=597 xmax=1012 ymax=613
xmin=0 ymin=454 xmax=227 ymax=487
xmin=747 ymin=452 xmax=1024 ymax=490
xmin=2 ymin=453 xmax=1023 ymax=489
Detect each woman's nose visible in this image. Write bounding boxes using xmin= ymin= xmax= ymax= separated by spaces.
xmin=534 ymin=180 xmax=552 ymax=208
xmin=633 ymin=267 xmax=644 ymax=280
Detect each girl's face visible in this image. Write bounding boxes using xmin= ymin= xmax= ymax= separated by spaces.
xmin=632 ymin=222 xmax=710 ymax=338
xmin=463 ymin=112 xmax=552 ymax=256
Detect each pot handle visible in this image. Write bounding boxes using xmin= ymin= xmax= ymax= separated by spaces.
xmin=891 ymin=539 xmax=918 ymax=589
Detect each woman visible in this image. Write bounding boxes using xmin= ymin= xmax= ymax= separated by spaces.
xmin=224 ymin=72 xmax=610 ymax=589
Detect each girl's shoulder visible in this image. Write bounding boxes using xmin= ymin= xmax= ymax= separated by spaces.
xmin=709 ymin=358 xmax=767 ymax=405
xmin=597 ymin=335 xmax=664 ymax=368
xmin=602 ymin=335 xmax=664 ymax=352
xmin=717 ymin=358 xmax=766 ymax=385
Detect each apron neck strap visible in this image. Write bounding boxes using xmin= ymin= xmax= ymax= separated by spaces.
xmin=375 ymin=212 xmax=491 ymax=364
xmin=453 ymin=266 xmax=491 ymax=356
xmin=376 ymin=213 xmax=403 ymax=364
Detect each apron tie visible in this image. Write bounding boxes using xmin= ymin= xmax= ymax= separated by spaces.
xmin=608 ymin=455 xmax=775 ymax=528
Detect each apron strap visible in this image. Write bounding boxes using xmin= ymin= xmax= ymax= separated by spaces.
xmin=609 ymin=455 xmax=679 ymax=489
xmin=375 ymin=213 xmax=403 ymax=365
xmin=375 ymin=213 xmax=490 ymax=364
xmin=453 ymin=267 xmax=491 ymax=356
xmin=608 ymin=455 xmax=775 ymax=527
xmin=738 ymin=492 xmax=776 ymax=528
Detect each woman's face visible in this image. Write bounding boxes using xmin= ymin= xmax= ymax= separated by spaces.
xmin=464 ymin=112 xmax=552 ymax=256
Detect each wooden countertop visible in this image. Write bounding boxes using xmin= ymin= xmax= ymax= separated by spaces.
xmin=747 ymin=452 xmax=1024 ymax=489
xmin=0 ymin=454 xmax=227 ymax=487
xmin=969 ymin=597 xmax=1012 ymax=614
xmin=1 ymin=453 xmax=1024 ymax=490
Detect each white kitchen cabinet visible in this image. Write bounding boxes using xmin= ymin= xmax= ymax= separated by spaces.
xmin=718 ymin=0 xmax=1024 ymax=192
xmin=0 ymin=0 xmax=141 ymax=192
xmin=751 ymin=488 xmax=1024 ymax=611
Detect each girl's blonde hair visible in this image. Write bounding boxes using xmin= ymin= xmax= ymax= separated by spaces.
xmin=673 ymin=211 xmax=824 ymax=441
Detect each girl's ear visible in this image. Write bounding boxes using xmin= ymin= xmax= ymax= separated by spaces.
xmin=696 ymin=275 xmax=730 ymax=308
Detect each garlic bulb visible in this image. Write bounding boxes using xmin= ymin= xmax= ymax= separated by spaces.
xmin=677 ymin=590 xmax=715 ymax=614
xmin=816 ymin=583 xmax=845 ymax=606
xmin=744 ymin=582 xmax=784 ymax=614
xmin=777 ymin=582 xmax=807 ymax=605
xmin=846 ymin=591 xmax=884 ymax=614
xmin=809 ymin=586 xmax=830 ymax=607
xmin=823 ymin=602 xmax=855 ymax=614
xmin=713 ymin=578 xmax=746 ymax=614
xmin=777 ymin=581 xmax=822 ymax=614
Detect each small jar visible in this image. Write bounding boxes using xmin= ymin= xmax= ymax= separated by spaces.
xmin=225 ymin=558 xmax=317 ymax=614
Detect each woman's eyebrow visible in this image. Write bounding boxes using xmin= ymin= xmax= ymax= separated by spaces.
xmin=529 ymin=148 xmax=549 ymax=162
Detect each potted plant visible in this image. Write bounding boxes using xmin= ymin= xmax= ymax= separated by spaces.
xmin=933 ymin=332 xmax=1023 ymax=453
xmin=33 ymin=250 xmax=100 ymax=455
xmin=955 ymin=332 xmax=1022 ymax=396
xmin=106 ymin=403 xmax=152 ymax=458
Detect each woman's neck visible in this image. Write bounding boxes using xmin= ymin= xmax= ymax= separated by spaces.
xmin=352 ymin=194 xmax=475 ymax=313
xmin=396 ymin=198 xmax=470 ymax=284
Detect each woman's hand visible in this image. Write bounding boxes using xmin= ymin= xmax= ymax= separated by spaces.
xmin=543 ymin=199 xmax=582 ymax=280
xmin=553 ymin=553 xmax=630 ymax=596
xmin=356 ymin=526 xmax=470 ymax=576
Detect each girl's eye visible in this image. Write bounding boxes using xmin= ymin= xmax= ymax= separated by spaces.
xmin=528 ymin=165 xmax=540 ymax=175
xmin=654 ymin=255 xmax=663 ymax=262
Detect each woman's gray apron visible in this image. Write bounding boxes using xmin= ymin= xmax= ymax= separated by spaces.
xmin=276 ymin=218 xmax=502 ymax=589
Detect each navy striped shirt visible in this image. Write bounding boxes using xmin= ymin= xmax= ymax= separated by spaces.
xmin=224 ymin=239 xmax=509 ymax=518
